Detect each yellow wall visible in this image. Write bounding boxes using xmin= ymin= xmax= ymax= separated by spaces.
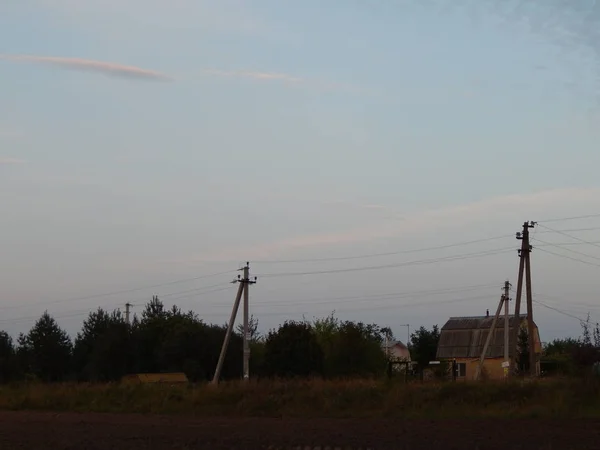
xmin=454 ymin=357 xmax=541 ymax=380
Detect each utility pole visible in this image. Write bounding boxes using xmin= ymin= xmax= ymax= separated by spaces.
xmin=125 ymin=302 xmax=131 ymax=325
xmin=212 ymin=262 xmax=256 ymax=385
xmin=503 ymin=280 xmax=511 ymax=380
xmin=510 ymin=221 xmax=537 ymax=377
xmin=475 ymin=288 xmax=505 ymax=381
xmin=242 ymin=262 xmax=256 ymax=381
xmin=400 ymin=324 xmax=410 ymax=347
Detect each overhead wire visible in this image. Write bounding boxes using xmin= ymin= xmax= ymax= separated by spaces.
xmin=252 ymin=234 xmax=514 ymax=264
xmin=538 ymin=213 xmax=600 ymax=223
xmin=214 ymin=283 xmax=500 ymax=308
xmin=0 ymin=269 xmax=235 ymax=312
xmin=533 ymin=238 xmax=600 ymax=262
xmin=537 ymin=223 xmax=600 ymax=250
xmin=257 ymin=247 xmax=515 ymax=278
xmin=536 ymin=247 xmax=600 ymax=269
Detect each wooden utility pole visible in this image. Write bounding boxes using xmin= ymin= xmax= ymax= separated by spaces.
xmin=212 ymin=262 xmax=256 ymax=385
xmin=242 ymin=263 xmax=256 ymax=381
xmin=510 ymin=221 xmax=537 ymax=377
xmin=475 ymin=289 xmax=505 ymax=381
xmin=503 ymin=280 xmax=511 ymax=380
xmin=125 ymin=302 xmax=132 ymax=325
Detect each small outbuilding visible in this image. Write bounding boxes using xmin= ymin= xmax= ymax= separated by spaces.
xmin=382 ymin=339 xmax=411 ymax=362
xmin=121 ymin=372 xmax=189 ymax=384
xmin=436 ymin=313 xmax=541 ymax=380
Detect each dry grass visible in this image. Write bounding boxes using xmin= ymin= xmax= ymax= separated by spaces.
xmin=0 ymin=377 xmax=599 ymax=418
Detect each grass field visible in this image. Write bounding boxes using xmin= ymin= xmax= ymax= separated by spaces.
xmin=0 ymin=378 xmax=599 ymax=419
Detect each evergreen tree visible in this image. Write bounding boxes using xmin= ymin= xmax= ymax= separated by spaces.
xmin=18 ymin=312 xmax=72 ymax=382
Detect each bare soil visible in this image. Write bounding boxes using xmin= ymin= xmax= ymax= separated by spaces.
xmin=0 ymin=411 xmax=597 ymax=450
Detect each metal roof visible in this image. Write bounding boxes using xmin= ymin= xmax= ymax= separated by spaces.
xmin=436 ymin=315 xmax=538 ymax=359
xmin=382 ymin=340 xmax=408 ymax=350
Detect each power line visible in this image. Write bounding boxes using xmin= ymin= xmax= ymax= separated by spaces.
xmin=537 ymin=226 xmax=600 ymax=234
xmin=162 ymin=285 xmax=234 ymax=303
xmin=532 ymin=299 xmax=589 ymax=323
xmin=257 ymin=247 xmax=515 ymax=278
xmin=153 ymin=282 xmax=233 ymax=300
xmin=202 ymin=294 xmax=497 ymax=318
xmin=533 ymin=238 xmax=600 ymax=262
xmin=212 ymin=283 xmax=500 ymax=308
xmin=536 ymin=246 xmax=600 ymax=269
xmin=537 ymin=223 xmax=600 ymax=251
xmin=253 ymin=234 xmax=514 ymax=264
xmin=0 ymin=270 xmax=235 ymax=312
xmin=538 ymin=213 xmax=600 ymax=223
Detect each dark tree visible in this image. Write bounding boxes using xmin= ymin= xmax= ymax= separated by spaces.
xmin=409 ymin=325 xmax=440 ymax=367
xmin=0 ymin=331 xmax=17 ymax=382
xmin=517 ymin=326 xmax=529 ymax=373
xmin=18 ymin=312 xmax=72 ymax=382
xmin=236 ymin=314 xmax=261 ymax=343
xmin=264 ymin=321 xmax=324 ymax=378
xmin=544 ymin=338 xmax=579 ymax=357
xmin=326 ymin=321 xmax=387 ymax=378
xmin=73 ymin=308 xmax=131 ymax=381
xmin=581 ymin=314 xmax=592 ymax=347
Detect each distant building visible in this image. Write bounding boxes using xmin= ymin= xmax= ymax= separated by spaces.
xmin=121 ymin=372 xmax=189 ymax=384
xmin=382 ymin=339 xmax=411 ymax=362
xmin=436 ymin=314 xmax=541 ymax=380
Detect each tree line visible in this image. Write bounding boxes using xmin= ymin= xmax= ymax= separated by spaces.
xmin=2 ymin=294 xmax=595 ymax=384
xmin=0 ymin=297 xmax=439 ymax=383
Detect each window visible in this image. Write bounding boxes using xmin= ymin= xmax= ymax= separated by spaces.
xmin=456 ymin=362 xmax=466 ymax=377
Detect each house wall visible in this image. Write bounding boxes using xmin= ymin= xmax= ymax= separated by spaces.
xmin=389 ymin=345 xmax=410 ymax=361
xmin=454 ymin=357 xmax=541 ymax=380
xmin=452 ymin=358 xmax=506 ymax=380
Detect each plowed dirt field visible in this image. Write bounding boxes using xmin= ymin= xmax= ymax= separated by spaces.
xmin=0 ymin=411 xmax=597 ymax=449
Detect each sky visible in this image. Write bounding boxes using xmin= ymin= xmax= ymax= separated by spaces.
xmin=2 ymin=0 xmax=600 ymax=344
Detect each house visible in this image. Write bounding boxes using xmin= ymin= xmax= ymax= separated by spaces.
xmin=121 ymin=372 xmax=188 ymax=384
xmin=382 ymin=339 xmax=411 ymax=361
xmin=436 ymin=313 xmax=541 ymax=380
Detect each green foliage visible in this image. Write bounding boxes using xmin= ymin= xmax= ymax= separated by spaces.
xmin=73 ymin=308 xmax=131 ymax=381
xmin=17 ymin=312 xmax=72 ymax=382
xmin=0 ymin=331 xmax=17 ymax=382
xmin=517 ymin=326 xmax=529 ymax=374
xmin=133 ymin=298 xmax=242 ymax=381
xmin=326 ymin=321 xmax=387 ymax=378
xmin=3 ymin=378 xmax=600 ymax=419
xmin=409 ymin=325 xmax=440 ymax=367
xmin=264 ymin=321 xmax=324 ymax=378
xmin=236 ymin=314 xmax=260 ymax=343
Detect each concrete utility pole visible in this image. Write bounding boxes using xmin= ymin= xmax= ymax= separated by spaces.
xmin=503 ymin=280 xmax=511 ymax=380
xmin=475 ymin=288 xmax=505 ymax=381
xmin=242 ymin=263 xmax=256 ymax=381
xmin=212 ymin=262 xmax=256 ymax=385
xmin=125 ymin=302 xmax=132 ymax=325
xmin=400 ymin=324 xmax=410 ymax=347
xmin=510 ymin=221 xmax=537 ymax=377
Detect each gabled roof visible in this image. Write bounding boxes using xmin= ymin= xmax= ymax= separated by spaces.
xmin=382 ymin=340 xmax=408 ymax=350
xmin=441 ymin=315 xmax=524 ymax=331
xmin=436 ymin=314 xmax=538 ymax=359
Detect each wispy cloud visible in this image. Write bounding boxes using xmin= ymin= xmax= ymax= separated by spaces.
xmin=0 ymin=158 xmax=27 ymax=165
xmin=0 ymin=128 xmax=23 ymax=139
xmin=201 ymin=69 xmax=303 ymax=85
xmin=200 ymin=68 xmax=370 ymax=95
xmin=166 ymin=187 xmax=600 ymax=263
xmin=0 ymin=54 xmax=172 ymax=81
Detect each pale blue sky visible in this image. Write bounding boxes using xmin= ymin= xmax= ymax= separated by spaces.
xmin=2 ymin=0 xmax=600 ymax=342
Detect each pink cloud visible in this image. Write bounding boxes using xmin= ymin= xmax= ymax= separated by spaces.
xmin=0 ymin=158 xmax=26 ymax=165
xmin=0 ymin=54 xmax=172 ymax=81
xmin=162 ymin=187 xmax=600 ymax=263
xmin=201 ymin=69 xmax=303 ymax=84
